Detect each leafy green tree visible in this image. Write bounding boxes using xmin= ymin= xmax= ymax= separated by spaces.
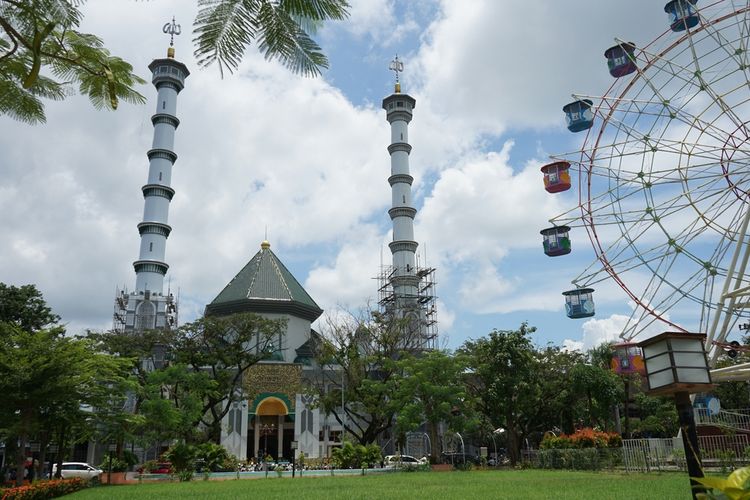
xmin=390 ymin=350 xmax=475 ymax=463
xmin=0 ymin=322 xmax=131 ymax=484
xmin=172 ymin=313 xmax=286 ymax=442
xmin=569 ymin=363 xmax=623 ymax=429
xmin=1 ymin=0 xmax=350 ymax=123
xmin=461 ymin=323 xmax=537 ymax=465
xmin=93 ymin=312 xmax=285 ymax=444
xmin=138 ymin=363 xmax=213 ymax=444
xmin=0 ymin=283 xmax=59 ymax=330
xmin=311 ymin=310 xmax=416 ymax=446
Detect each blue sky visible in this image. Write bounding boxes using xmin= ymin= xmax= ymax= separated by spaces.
xmin=2 ymin=0 xmax=746 ymax=352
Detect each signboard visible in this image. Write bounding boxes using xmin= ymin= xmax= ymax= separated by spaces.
xmin=480 ymin=446 xmax=487 ymax=458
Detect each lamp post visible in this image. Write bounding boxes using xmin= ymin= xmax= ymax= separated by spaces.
xmin=638 ymin=332 xmax=714 ymax=500
xmin=259 ymin=422 xmax=276 ymax=461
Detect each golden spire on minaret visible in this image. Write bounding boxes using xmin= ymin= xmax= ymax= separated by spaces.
xmin=389 ymin=55 xmax=404 ymax=93
xmin=162 ymin=16 xmax=181 ymax=58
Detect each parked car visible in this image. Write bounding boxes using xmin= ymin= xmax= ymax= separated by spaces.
xmin=384 ymin=455 xmax=422 ymax=469
xmin=51 ymin=462 xmax=103 ymax=481
xmin=150 ymin=462 xmax=172 ymax=474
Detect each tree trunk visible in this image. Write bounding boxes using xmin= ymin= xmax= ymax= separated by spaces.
xmin=428 ymin=422 xmax=439 ymax=464
xmin=507 ymin=427 xmax=521 ymax=466
xmin=15 ymin=409 xmax=33 ymax=486
xmin=54 ymin=425 xmax=67 ymax=479
xmin=15 ymin=433 xmax=27 ymax=486
xmin=36 ymin=429 xmax=49 ymax=481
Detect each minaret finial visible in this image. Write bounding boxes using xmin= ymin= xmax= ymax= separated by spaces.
xmin=389 ymin=55 xmax=404 ymax=93
xmin=163 ymin=16 xmax=181 ymax=58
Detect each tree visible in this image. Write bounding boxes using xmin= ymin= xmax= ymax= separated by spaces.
xmin=569 ymin=363 xmax=623 ymax=429
xmin=93 ymin=312 xmax=286 ymax=444
xmin=311 ymin=310 xmax=414 ymax=446
xmin=460 ymin=323 xmax=537 ymax=465
xmin=390 ymin=350 xmax=475 ymax=463
xmin=0 ymin=283 xmax=60 ymax=331
xmin=0 ymin=322 xmax=131 ymax=484
xmin=1 ymin=0 xmax=350 ymax=123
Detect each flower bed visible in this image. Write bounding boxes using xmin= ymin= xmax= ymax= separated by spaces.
xmin=540 ymin=428 xmax=622 ymax=450
xmin=1 ymin=477 xmax=87 ymax=500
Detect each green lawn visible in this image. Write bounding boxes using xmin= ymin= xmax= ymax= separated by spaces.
xmin=67 ymin=469 xmax=691 ymax=499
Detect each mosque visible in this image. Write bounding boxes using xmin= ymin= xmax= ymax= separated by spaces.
xmin=112 ymin=34 xmax=437 ymax=462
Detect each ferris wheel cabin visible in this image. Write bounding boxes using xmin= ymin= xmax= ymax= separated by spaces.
xmin=611 ymin=342 xmax=645 ymax=375
xmin=563 ymin=288 xmax=595 ymax=319
xmin=540 ymin=225 xmax=571 ymax=256
xmin=563 ymin=99 xmax=594 ymax=132
xmin=604 ymin=42 xmax=637 ymax=78
xmin=664 ymin=0 xmax=699 ymax=32
xmin=541 ymin=161 xmax=571 ymax=193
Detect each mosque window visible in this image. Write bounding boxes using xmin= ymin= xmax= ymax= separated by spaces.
xmin=159 ymin=172 xmax=162 ymax=181
xmin=389 ymin=103 xmax=393 ymax=109
xmin=149 ymin=242 xmax=153 ymax=252
xmin=397 ymin=101 xmax=404 ymax=107
xmin=162 ymin=101 xmax=165 ymax=110
xmin=402 ymin=195 xmax=406 ymax=203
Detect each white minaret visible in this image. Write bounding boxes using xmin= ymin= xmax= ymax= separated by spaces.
xmin=114 ymin=19 xmax=186 ymax=333
xmin=382 ymin=56 xmax=422 ymax=342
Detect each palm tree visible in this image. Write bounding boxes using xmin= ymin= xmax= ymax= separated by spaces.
xmin=0 ymin=0 xmax=350 ymax=123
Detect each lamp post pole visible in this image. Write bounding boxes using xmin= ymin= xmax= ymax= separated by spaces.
xmin=675 ymin=392 xmax=704 ymax=500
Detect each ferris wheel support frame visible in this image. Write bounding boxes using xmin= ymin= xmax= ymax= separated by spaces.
xmin=706 ymin=201 xmax=750 ymax=376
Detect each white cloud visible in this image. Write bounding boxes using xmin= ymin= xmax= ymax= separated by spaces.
xmin=413 ymin=0 xmax=666 ymax=135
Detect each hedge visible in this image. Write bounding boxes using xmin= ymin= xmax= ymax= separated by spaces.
xmin=1 ymin=478 xmax=87 ymax=500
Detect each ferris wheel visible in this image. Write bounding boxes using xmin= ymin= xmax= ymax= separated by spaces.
xmin=541 ymin=0 xmax=750 ymax=379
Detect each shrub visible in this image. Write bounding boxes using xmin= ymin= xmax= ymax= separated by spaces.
xmin=164 ymin=442 xmax=197 ymax=482
xmin=539 ymin=428 xmax=621 ymax=450
xmin=2 ymin=478 xmax=87 ymax=500
xmin=98 ymin=453 xmax=128 ymax=473
xmin=195 ymin=442 xmax=234 ymax=472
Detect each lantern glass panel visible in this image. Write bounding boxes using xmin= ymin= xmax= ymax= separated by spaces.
xmin=649 ymin=369 xmax=675 ymax=389
xmin=643 ymin=341 xmax=669 ymax=358
xmin=646 ymin=351 xmax=672 ymax=373
xmin=676 ymin=368 xmax=711 ymax=384
xmin=674 ymin=351 xmax=708 ymax=368
xmin=670 ymin=338 xmax=704 ymax=352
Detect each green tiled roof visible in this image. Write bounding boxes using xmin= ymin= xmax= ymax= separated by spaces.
xmin=205 ymin=242 xmax=323 ymax=321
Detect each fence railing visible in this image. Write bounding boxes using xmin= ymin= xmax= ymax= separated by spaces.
xmin=695 ymin=408 xmax=750 ymax=432
xmin=622 ymin=438 xmax=680 ymax=473
xmin=622 ymin=435 xmax=750 ymax=472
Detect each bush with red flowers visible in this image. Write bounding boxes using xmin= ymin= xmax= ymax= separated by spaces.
xmin=540 ymin=428 xmax=621 ymax=449
xmin=1 ymin=477 xmax=87 ymax=500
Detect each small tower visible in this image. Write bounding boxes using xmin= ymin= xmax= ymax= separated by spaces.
xmin=378 ymin=56 xmax=437 ymax=350
xmin=114 ymin=18 xmax=187 ymax=333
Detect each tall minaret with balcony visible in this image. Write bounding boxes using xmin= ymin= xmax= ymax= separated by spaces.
xmin=114 ymin=19 xmax=187 ymax=333
xmin=381 ymin=56 xmax=424 ymax=347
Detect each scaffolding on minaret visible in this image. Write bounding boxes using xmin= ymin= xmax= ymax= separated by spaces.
xmin=375 ymin=263 xmax=438 ymax=351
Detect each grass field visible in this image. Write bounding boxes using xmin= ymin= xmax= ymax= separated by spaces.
xmin=67 ymin=469 xmax=692 ymax=499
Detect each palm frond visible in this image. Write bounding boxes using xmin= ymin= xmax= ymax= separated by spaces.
xmin=0 ymin=78 xmax=45 ymax=123
xmin=255 ymin=1 xmax=328 ymax=76
xmin=279 ymin=0 xmax=349 ymax=22
xmin=192 ymin=0 xmax=258 ymax=77
xmin=193 ymin=0 xmax=349 ymax=77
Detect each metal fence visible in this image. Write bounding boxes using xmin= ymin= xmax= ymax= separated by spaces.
xmin=622 ymin=435 xmax=750 ymax=472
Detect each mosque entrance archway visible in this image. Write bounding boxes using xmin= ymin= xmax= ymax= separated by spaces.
xmin=251 ymin=395 xmax=292 ymax=461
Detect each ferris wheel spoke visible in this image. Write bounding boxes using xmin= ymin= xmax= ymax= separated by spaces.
xmin=682 ymin=24 xmax=750 ymax=134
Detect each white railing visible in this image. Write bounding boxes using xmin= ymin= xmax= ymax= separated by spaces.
xmin=622 ymin=435 xmax=750 ymax=472
xmin=695 ymin=408 xmax=750 ymax=432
